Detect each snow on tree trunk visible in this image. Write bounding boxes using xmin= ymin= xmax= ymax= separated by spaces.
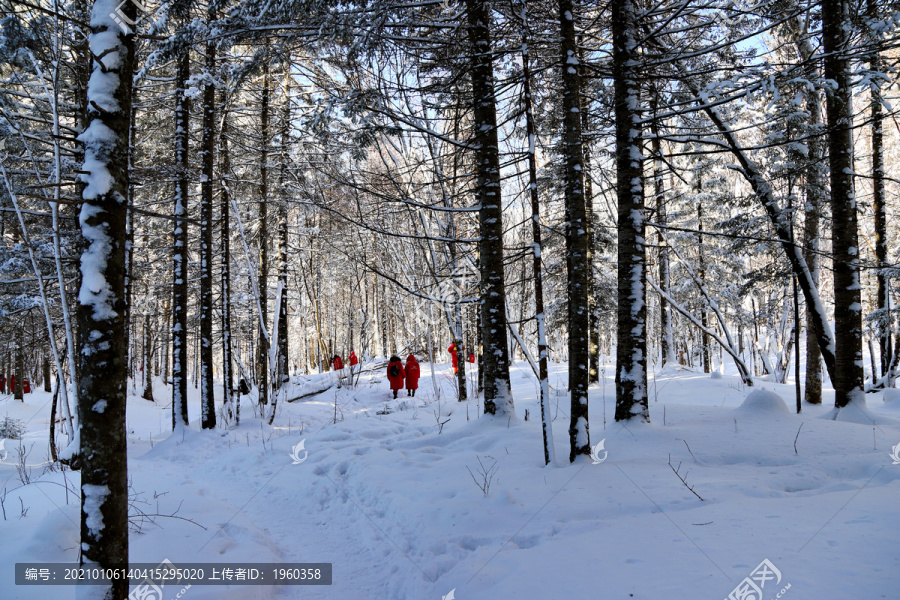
xmin=220 ymin=105 xmax=237 ymax=423
xmin=76 ymin=0 xmax=134 ymax=595
xmin=823 ymin=0 xmax=865 ymax=409
xmin=464 ymin=0 xmax=513 ymax=416
xmin=199 ymin=22 xmax=216 ymax=430
xmin=559 ymin=0 xmax=592 ymax=457
xmin=276 ymin=71 xmax=290 ymax=398
xmin=613 ymin=0 xmax=649 ymax=422
xmin=650 ymin=92 xmax=674 ymax=367
xmin=519 ymin=0 xmax=555 ymax=465
xmin=257 ymin=58 xmax=270 ymax=409
xmin=867 ymin=0 xmax=890 ymax=382
xmin=172 ymin=50 xmax=190 ymax=430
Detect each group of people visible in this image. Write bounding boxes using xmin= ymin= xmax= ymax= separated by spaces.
xmin=331 ymin=351 xmax=358 ymax=372
xmin=386 ymin=355 xmax=420 ymax=399
xmin=384 ymin=346 xmax=477 ymax=397
xmin=0 ymin=374 xmax=31 ymax=395
xmin=447 ymin=342 xmax=476 ymax=374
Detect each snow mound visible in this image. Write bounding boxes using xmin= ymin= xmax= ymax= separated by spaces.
xmin=824 ymin=401 xmax=897 ymax=425
xmin=882 ymin=388 xmax=900 ymax=409
xmin=735 ymin=389 xmax=790 ymax=415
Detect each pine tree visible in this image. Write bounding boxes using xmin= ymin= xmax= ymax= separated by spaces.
xmin=76 ymin=0 xmax=135 ymax=594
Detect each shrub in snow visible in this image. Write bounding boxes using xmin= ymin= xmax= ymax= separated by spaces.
xmin=0 ymin=416 xmax=26 ymax=440
xmin=736 ymin=389 xmax=790 ymax=415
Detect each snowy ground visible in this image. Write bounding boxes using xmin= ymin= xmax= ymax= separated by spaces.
xmin=1 ymin=358 xmax=898 ymax=600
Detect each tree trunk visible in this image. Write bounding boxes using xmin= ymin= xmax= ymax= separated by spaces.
xmin=257 ymin=59 xmax=270 ymax=407
xmin=171 ymin=50 xmax=190 ymax=430
xmin=142 ymin=314 xmax=153 ymax=401
xmin=868 ymin=0 xmax=890 ymax=382
xmin=613 ymin=0 xmax=649 ymax=422
xmin=220 ymin=99 xmax=237 ymax=423
xmin=559 ymin=0 xmax=591 ymax=458
xmin=464 ymin=0 xmax=513 ymax=415
xmin=650 ymin=94 xmax=673 ymax=366
xmin=43 ymin=352 xmax=51 ymax=393
xmin=697 ymin=202 xmax=710 ymax=373
xmin=823 ymin=0 xmax=865 ymax=409
xmin=14 ymin=345 xmax=23 ymax=400
xmin=277 ymin=72 xmax=291 ymax=392
xmin=520 ymin=0 xmax=555 ymax=465
xmin=77 ymin=1 xmax=134 ymax=594
xmin=199 ymin=21 xmax=216 ymax=429
xmin=578 ymin=44 xmax=600 ymax=386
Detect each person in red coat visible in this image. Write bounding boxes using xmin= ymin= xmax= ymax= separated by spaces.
xmin=23 ymin=379 xmax=31 ymax=394
xmin=468 ymin=352 xmax=475 ymax=364
xmin=386 ymin=355 xmax=405 ymax=399
xmin=448 ymin=343 xmax=459 ymax=373
xmin=404 ymin=354 xmax=420 ymax=397
xmin=349 ymin=351 xmax=358 ymax=367
xmin=332 ymin=354 xmax=344 ymax=371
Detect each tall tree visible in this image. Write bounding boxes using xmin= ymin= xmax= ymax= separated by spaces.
xmin=868 ymin=0 xmax=891 ymax=384
xmin=172 ymin=48 xmax=191 ymax=429
xmin=464 ymin=0 xmax=513 ymax=416
xmin=613 ymin=0 xmax=649 ymax=422
xmin=559 ymin=0 xmax=591 ymax=458
xmin=823 ymin=0 xmax=865 ymax=409
xmin=519 ymin=0 xmax=555 ymax=465
xmin=257 ymin=58 xmax=270 ymax=409
xmin=76 ymin=0 xmax=135 ymax=595
xmin=199 ymin=5 xmax=217 ymax=429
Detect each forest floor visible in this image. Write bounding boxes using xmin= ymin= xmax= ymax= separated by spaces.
xmin=1 ymin=358 xmax=899 ymax=600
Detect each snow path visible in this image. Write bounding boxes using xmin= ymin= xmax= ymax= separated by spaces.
xmin=1 ymin=360 xmax=899 ymax=599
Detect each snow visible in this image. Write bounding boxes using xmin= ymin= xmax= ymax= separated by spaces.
xmin=82 ymin=484 xmax=109 ymax=536
xmin=735 ymin=388 xmax=790 ymax=415
xmin=1 ymin=359 xmax=899 ymax=599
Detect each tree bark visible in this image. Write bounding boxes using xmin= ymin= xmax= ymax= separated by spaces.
xmin=77 ymin=1 xmax=134 ymax=594
xmin=868 ymin=0 xmax=890 ymax=382
xmin=613 ymin=0 xmax=649 ymax=422
xmin=650 ymin=93 xmax=673 ymax=366
xmin=520 ymin=0 xmax=555 ymax=464
xmin=199 ymin=19 xmax=217 ymax=429
xmin=465 ymin=0 xmax=513 ymax=415
xmin=823 ymin=0 xmax=865 ymax=408
xmin=559 ymin=0 xmax=591 ymax=457
xmin=171 ymin=50 xmax=190 ymax=429
xmin=14 ymin=344 xmax=23 ymax=400
xmin=220 ymin=99 xmax=237 ymax=423
xmin=257 ymin=58 xmax=270 ymax=407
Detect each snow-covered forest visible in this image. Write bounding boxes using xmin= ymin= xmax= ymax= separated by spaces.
xmin=1 ymin=0 xmax=899 ymax=598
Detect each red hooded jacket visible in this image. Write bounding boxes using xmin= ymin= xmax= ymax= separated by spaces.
xmin=349 ymin=351 xmax=358 ymax=366
xmin=386 ymin=357 xmax=405 ymax=390
xmin=405 ymin=355 xmax=420 ymax=389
